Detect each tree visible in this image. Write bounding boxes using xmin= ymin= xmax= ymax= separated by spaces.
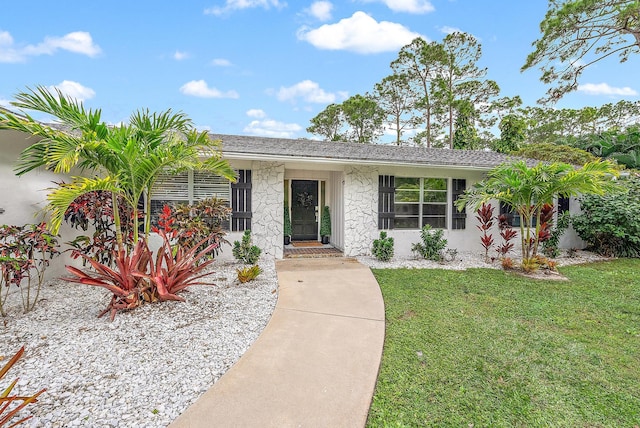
xmin=494 ymin=114 xmax=527 ymax=153
xmin=0 ymin=86 xmax=236 ymax=249
xmin=513 ymin=142 xmax=600 ymax=164
xmin=523 ymin=0 xmax=640 ymax=103
xmin=341 ymin=94 xmax=385 ymax=143
xmin=391 ymin=37 xmax=446 ymax=147
xmin=455 ymin=159 xmax=619 ymax=262
xmin=452 ymin=100 xmax=480 ymax=149
xmin=306 ymin=103 xmax=345 ymax=141
xmin=373 ymin=73 xmax=417 ymax=145
xmin=435 ymin=32 xmax=500 ymax=149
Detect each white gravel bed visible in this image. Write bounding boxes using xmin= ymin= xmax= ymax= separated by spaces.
xmin=357 ymin=249 xmax=612 ymax=270
xmin=0 ymin=258 xmax=278 ymax=428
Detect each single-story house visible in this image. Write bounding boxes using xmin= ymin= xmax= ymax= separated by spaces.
xmin=0 ymin=127 xmax=585 ymax=269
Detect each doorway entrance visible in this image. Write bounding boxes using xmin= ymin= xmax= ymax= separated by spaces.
xmin=291 ymin=180 xmax=318 ymax=240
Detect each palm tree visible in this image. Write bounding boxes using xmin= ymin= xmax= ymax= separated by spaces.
xmin=0 ymin=86 xmax=236 ymax=250
xmin=455 ymin=159 xmax=618 ymax=260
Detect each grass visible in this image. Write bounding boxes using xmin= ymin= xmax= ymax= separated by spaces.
xmin=367 ymin=259 xmax=640 ymax=427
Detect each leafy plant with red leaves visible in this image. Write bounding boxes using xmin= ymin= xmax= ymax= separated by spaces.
xmin=63 ymin=239 xmax=153 ymax=321
xmin=64 ymin=191 xmax=141 ymax=267
xmin=0 ymin=346 xmax=46 ymax=427
xmin=135 ymin=231 xmax=218 ymax=302
xmin=496 ymin=214 xmax=518 ymax=258
xmin=475 ymin=203 xmax=494 ymax=262
xmin=0 ymin=223 xmax=60 ymax=316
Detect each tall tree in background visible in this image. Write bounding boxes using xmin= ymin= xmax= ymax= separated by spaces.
xmin=341 ymin=94 xmax=385 ymax=143
xmin=306 ymin=103 xmax=345 ymax=141
xmin=391 ymin=38 xmax=445 ymax=147
xmin=495 ymin=114 xmax=527 ymax=153
xmin=373 ymin=73 xmax=417 ymax=145
xmin=523 ymin=0 xmax=640 ymax=103
xmin=452 ymin=100 xmax=480 ymax=149
xmin=435 ymin=32 xmax=500 ymax=149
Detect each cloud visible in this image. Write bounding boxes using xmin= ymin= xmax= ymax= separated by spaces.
xmin=211 ymin=58 xmax=232 ymax=66
xmin=246 ymin=109 xmax=267 ymax=118
xmin=307 ymin=1 xmax=333 ymax=21
xmin=243 ymin=119 xmax=302 ymax=138
xmin=179 ymin=80 xmax=239 ymax=98
xmin=577 ymin=82 xmax=638 ymax=97
xmin=173 ymin=51 xmax=190 ymax=60
xmin=439 ymin=25 xmax=462 ymax=34
xmin=0 ymin=30 xmax=101 ymax=63
xmin=276 ymin=80 xmax=337 ymax=103
xmin=366 ymin=0 xmax=435 ymax=14
xmin=204 ymin=0 xmax=286 ymax=16
xmin=297 ymin=11 xmax=422 ymax=54
xmin=48 ymin=80 xmax=96 ymax=102
xmin=0 ymin=98 xmax=11 ymax=108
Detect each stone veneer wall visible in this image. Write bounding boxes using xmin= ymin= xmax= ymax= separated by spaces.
xmin=251 ymin=161 xmax=285 ymax=259
xmin=343 ymin=165 xmax=378 ymax=256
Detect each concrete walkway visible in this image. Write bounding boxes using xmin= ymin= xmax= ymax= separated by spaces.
xmin=170 ymin=257 xmax=386 ymax=428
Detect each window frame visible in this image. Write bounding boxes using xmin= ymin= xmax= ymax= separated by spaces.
xmin=393 ymin=177 xmax=448 ymax=230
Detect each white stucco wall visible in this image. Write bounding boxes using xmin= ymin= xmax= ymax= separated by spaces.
xmin=343 ymin=165 xmax=378 ymax=257
xmin=251 ymin=161 xmax=285 ymax=259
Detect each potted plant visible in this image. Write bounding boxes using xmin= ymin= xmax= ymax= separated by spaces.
xmin=320 ymin=205 xmax=331 ymax=244
xmin=283 ymin=204 xmax=292 ymax=245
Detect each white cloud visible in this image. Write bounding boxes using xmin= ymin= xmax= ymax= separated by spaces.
xmin=308 ymin=1 xmax=333 ymax=21
xmin=48 ymin=80 xmax=96 ymax=102
xmin=366 ymin=0 xmax=435 ymax=14
xmin=578 ymin=82 xmax=638 ymax=97
xmin=204 ymin=0 xmax=286 ymax=16
xmin=179 ymin=80 xmax=239 ymax=98
xmin=243 ymin=119 xmax=302 ymax=138
xmin=0 ymin=98 xmax=12 ymax=108
xmin=276 ymin=80 xmax=336 ymax=103
xmin=0 ymin=30 xmax=101 ymax=63
xmin=439 ymin=25 xmax=462 ymax=35
xmin=211 ymin=58 xmax=232 ymax=66
xmin=173 ymin=51 xmax=190 ymax=60
xmin=297 ymin=11 xmax=422 ymax=54
xmin=246 ymin=109 xmax=267 ymax=118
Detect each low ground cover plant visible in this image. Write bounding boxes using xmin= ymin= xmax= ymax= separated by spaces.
xmin=368 ymin=259 xmax=640 ymax=426
xmin=237 ymin=265 xmax=262 ymax=283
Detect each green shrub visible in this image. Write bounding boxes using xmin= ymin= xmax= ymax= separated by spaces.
xmin=571 ymin=175 xmax=640 ymax=258
xmin=411 ymin=225 xmax=448 ymax=261
xmin=372 ymin=231 xmax=394 ymax=262
xmin=320 ymin=206 xmax=331 ymax=237
xmin=232 ymin=230 xmax=262 ymax=264
xmin=283 ymin=205 xmax=292 ymax=237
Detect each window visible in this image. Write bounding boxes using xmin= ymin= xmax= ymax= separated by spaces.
xmin=150 ymin=170 xmax=233 ymax=228
xmin=394 ymin=177 xmax=447 ymax=229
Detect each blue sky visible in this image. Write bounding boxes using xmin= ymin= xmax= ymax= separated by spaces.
xmin=1 ymin=0 xmax=639 ymax=141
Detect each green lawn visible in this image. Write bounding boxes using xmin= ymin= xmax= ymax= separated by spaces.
xmin=367 ymin=260 xmax=640 ymax=427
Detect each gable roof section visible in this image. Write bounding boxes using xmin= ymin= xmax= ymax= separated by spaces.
xmin=213 ymin=134 xmax=525 ymax=170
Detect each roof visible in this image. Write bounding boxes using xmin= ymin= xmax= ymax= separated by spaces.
xmin=213 ymin=134 xmax=526 ymax=170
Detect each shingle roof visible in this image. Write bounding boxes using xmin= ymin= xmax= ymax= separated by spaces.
xmin=213 ymin=134 xmax=525 ymax=170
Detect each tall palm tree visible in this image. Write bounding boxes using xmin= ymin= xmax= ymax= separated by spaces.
xmin=455 ymin=159 xmax=619 ymax=260
xmin=0 ymin=86 xmax=236 ymax=250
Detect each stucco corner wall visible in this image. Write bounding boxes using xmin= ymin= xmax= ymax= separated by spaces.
xmin=343 ymin=166 xmax=378 ymax=257
xmin=251 ymin=161 xmax=284 ymax=259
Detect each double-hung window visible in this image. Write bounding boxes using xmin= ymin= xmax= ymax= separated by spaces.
xmin=394 ymin=177 xmax=447 ymax=229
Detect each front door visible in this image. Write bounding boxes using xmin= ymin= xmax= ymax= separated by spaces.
xmin=291 ymin=180 xmax=318 ymax=240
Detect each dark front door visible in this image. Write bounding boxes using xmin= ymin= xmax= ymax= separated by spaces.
xmin=291 ymin=180 xmax=318 ymax=240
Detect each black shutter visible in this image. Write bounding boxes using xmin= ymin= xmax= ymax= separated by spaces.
xmin=452 ymin=179 xmax=467 ymax=230
xmin=378 ymin=175 xmax=395 ymax=229
xmin=231 ymin=170 xmax=252 ymax=231
xmin=557 ymin=196 xmax=570 ymax=214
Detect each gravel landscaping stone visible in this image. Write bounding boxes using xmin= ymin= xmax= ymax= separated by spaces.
xmin=0 ymin=258 xmax=278 ymax=428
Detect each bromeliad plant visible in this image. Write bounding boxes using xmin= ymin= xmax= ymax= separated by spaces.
xmin=64 ymin=232 xmax=219 ymax=320
xmin=0 ymin=346 xmax=46 ymax=427
xmin=0 ymin=223 xmax=60 ymax=316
